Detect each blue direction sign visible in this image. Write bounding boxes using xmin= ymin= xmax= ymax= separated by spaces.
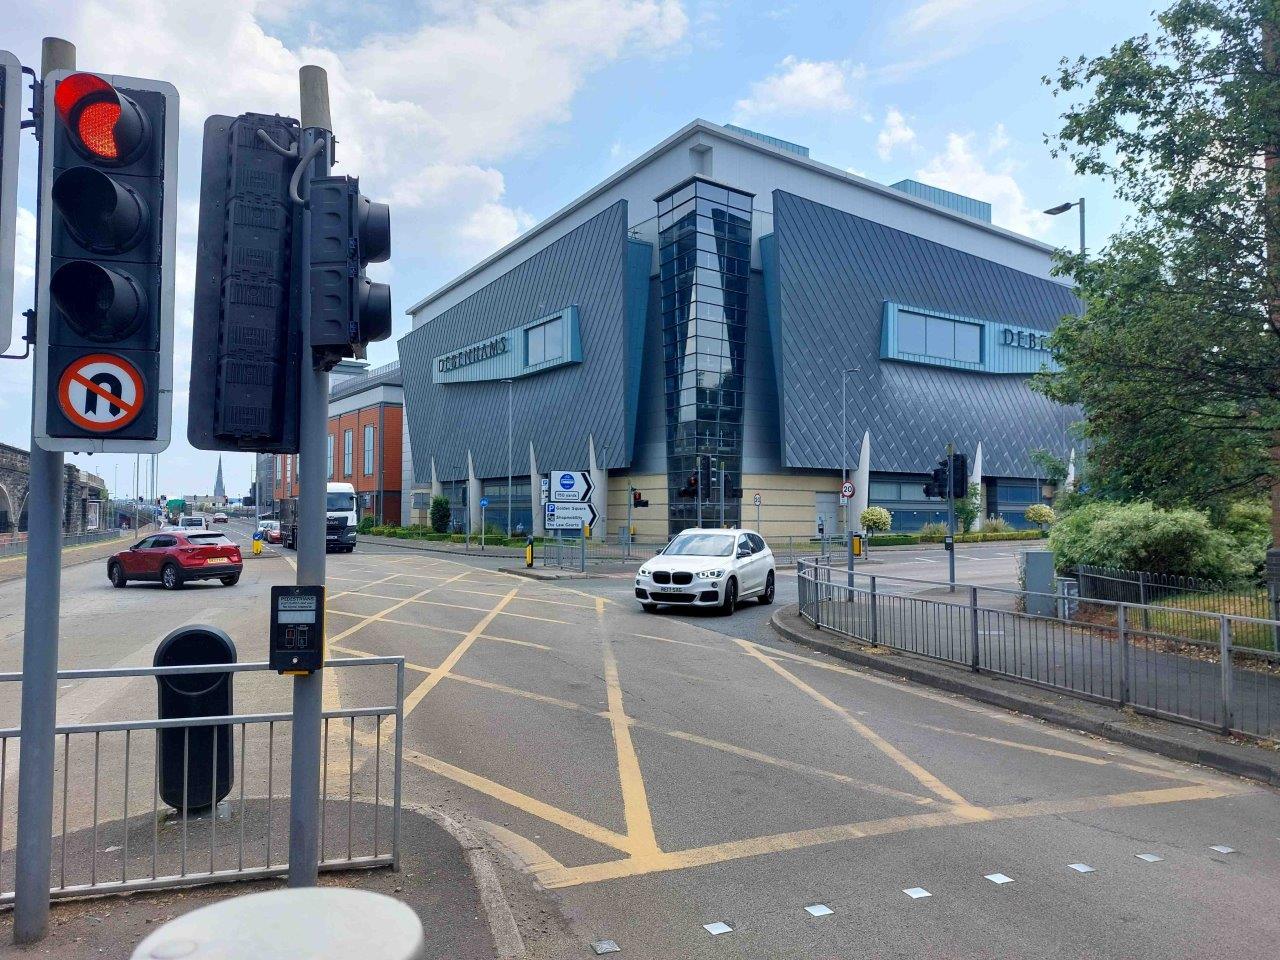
xmin=479 ymin=497 xmax=489 ymax=508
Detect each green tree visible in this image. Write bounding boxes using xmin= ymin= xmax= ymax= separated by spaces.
xmin=954 ymin=482 xmax=981 ymax=533
xmin=1039 ymin=0 xmax=1280 ymax=548
xmin=861 ymin=506 xmax=893 ymax=533
xmin=429 ymin=495 xmax=452 ymax=534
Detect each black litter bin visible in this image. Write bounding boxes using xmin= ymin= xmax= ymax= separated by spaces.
xmin=154 ymin=625 xmax=236 ymax=812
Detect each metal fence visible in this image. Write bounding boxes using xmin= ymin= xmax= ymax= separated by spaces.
xmin=1077 ymin=564 xmax=1275 ymax=646
xmin=0 ymin=527 xmax=135 ymax=559
xmin=0 ymin=656 xmax=404 ymax=904
xmin=797 ymin=559 xmax=1280 ymax=740
xmin=541 ymin=533 xmax=668 ymax=570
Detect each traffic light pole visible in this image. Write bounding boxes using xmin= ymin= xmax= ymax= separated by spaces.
xmin=288 ymin=64 xmax=331 ymax=889
xmin=13 ymin=36 xmax=74 ymax=946
xmin=946 ymin=442 xmax=957 ymax=593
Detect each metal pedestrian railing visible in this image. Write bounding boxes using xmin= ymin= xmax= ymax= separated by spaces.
xmin=797 ymin=559 xmax=1280 ymax=740
xmin=0 ymin=656 xmax=404 ymax=904
xmin=0 ymin=527 xmax=133 ymax=559
xmin=541 ymin=533 xmax=667 ymax=570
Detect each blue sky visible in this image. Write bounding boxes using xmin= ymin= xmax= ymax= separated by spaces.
xmin=2 ymin=0 xmax=1155 ymax=499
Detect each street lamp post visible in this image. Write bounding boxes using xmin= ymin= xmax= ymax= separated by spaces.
xmin=1044 ymin=197 xmax=1086 ymax=256
xmin=502 ymin=379 xmax=513 ymax=537
xmin=840 ymin=367 xmax=860 ymax=537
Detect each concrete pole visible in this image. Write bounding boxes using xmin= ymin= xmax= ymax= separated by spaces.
xmin=13 ymin=37 xmax=74 ymax=946
xmin=288 ymin=64 xmax=332 ymax=889
xmin=529 ymin=442 xmax=544 ymax=537
xmin=841 ymin=375 xmax=847 ymax=536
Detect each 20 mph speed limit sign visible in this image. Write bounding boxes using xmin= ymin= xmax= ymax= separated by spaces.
xmin=56 ymin=354 xmax=146 ymax=433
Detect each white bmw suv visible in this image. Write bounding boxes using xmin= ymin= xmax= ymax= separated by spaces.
xmin=635 ymin=528 xmax=776 ymax=615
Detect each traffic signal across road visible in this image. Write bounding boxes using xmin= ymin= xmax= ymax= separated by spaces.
xmin=33 ymin=69 xmax=177 ymax=452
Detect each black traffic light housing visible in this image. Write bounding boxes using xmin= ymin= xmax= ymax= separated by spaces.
xmin=632 ymin=488 xmax=649 ymax=509
xmin=950 ymin=453 xmax=969 ymax=499
xmin=34 ymin=70 xmax=177 ymax=452
xmin=923 ymin=460 xmax=948 ymax=500
xmin=188 ymin=112 xmax=302 ymax=453
xmin=677 ymin=473 xmax=698 ymax=499
xmin=309 ymin=175 xmax=391 ymax=370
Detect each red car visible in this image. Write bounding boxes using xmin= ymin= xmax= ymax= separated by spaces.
xmin=107 ymin=531 xmax=243 ymax=590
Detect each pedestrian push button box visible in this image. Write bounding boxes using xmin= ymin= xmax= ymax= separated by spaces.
xmin=270 ymin=585 xmax=325 ymax=674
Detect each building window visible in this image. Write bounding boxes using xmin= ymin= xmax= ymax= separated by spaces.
xmin=657 ymin=177 xmax=754 ymax=536
xmin=525 ymin=315 xmax=563 ymax=366
xmin=284 ymin=455 xmax=291 ymax=490
xmin=898 ymin=312 xmax=982 ymax=364
xmin=343 ymin=429 xmax=353 ymax=476
xmin=326 ymin=435 xmax=334 ymax=480
xmin=363 ymin=425 xmax=375 ymax=475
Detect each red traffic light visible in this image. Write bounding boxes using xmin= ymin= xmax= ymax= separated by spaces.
xmin=54 ymin=72 xmax=149 ymax=164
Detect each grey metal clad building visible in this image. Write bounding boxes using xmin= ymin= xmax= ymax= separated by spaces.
xmin=397 ymin=119 xmax=1079 ymax=540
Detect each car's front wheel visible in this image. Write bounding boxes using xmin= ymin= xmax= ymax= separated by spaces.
xmin=161 ymin=563 xmax=182 ymax=590
xmin=758 ymin=570 xmax=775 ymax=605
xmin=641 ymin=602 xmax=658 ymax=613
xmin=108 ymin=562 xmax=127 ymax=588
xmin=719 ymin=577 xmax=737 ymax=616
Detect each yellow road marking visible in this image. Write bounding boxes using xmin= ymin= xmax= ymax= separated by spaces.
xmin=536 ymin=781 xmax=1243 ymax=888
xmin=352 ymin=593 xmax=569 ymax=625
xmin=451 ymin=587 xmax=595 ymax=609
xmin=750 ymin=641 xmax=1207 ymax=783
xmin=628 ymin=632 xmax=727 ymax=653
xmin=327 ymin=570 xmax=474 ymax=647
xmin=327 ymin=572 xmax=408 ymax=602
xmin=401 ymin=588 xmax=520 ymax=717
xmin=734 ymin=639 xmax=981 ymax=812
xmin=402 ymin=748 xmax=633 ymax=853
xmin=600 ymin=607 xmax=661 ymax=857
xmin=326 ymin=610 xmax=552 ymax=651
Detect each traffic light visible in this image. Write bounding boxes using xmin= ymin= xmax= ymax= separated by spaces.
xmin=950 ymin=452 xmax=968 ymax=499
xmin=0 ymin=50 xmax=22 ymax=351
xmin=677 ymin=473 xmax=698 ymax=499
xmin=923 ymin=460 xmax=948 ymax=499
xmin=309 ymin=175 xmax=390 ymax=370
xmin=188 ymin=113 xmax=302 ymax=453
xmin=33 ymin=70 xmax=178 ymax=452
xmin=632 ymin=488 xmax=649 ymax=508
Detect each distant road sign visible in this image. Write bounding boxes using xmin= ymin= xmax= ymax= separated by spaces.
xmin=753 ymin=493 xmax=761 ymax=507
xmin=841 ymin=480 xmax=855 ymax=499
xmin=551 ymin=471 xmax=593 ymax=502
xmin=479 ymin=497 xmax=489 ymax=508
xmin=57 ymin=354 xmax=146 ymax=433
xmin=545 ymin=501 xmax=597 ymax=530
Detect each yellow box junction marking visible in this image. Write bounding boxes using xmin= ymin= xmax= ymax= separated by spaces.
xmin=734 ymin=638 xmax=982 ymax=813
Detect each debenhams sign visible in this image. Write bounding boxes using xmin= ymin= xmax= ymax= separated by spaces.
xmin=437 ymin=336 xmax=509 ymax=374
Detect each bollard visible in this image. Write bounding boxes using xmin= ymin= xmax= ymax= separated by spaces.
xmin=525 ymin=536 xmax=534 ymax=568
xmin=969 ymin=586 xmax=980 ymax=673
xmin=131 ymin=888 xmax=424 ymax=960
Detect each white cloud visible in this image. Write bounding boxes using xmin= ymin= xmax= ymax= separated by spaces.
xmin=914 ymin=128 xmax=1048 ymax=237
xmin=876 ymin=107 xmax=916 ymax=161
xmin=899 ymin=0 xmax=1043 ymax=35
xmin=733 ymin=55 xmax=865 ymax=120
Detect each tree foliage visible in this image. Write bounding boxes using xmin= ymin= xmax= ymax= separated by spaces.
xmin=861 ymin=506 xmax=893 ymax=533
xmin=1038 ymin=0 xmax=1280 ymax=528
xmin=429 ymin=495 xmax=452 ymax=534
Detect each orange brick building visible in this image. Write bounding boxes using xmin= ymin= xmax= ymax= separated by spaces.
xmin=273 ymin=362 xmax=404 ymax=524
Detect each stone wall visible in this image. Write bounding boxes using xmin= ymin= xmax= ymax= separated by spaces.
xmin=0 ymin=442 xmax=108 ymax=535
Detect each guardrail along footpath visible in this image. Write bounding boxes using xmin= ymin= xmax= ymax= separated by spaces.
xmin=797 ymin=559 xmax=1280 ymax=740
xmin=0 ymin=657 xmax=404 ymax=904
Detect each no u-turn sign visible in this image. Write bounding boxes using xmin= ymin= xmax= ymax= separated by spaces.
xmin=57 ymin=354 xmax=146 ymax=433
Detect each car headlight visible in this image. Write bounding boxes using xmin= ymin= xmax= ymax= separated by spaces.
xmin=697 ymin=568 xmax=724 ymax=579
xmin=638 ymin=567 xmax=651 ymax=577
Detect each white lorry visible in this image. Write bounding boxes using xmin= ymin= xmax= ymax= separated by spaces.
xmin=280 ymin=482 xmax=359 ymax=553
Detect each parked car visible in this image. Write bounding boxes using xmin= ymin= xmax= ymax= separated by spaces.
xmin=211 ymin=512 xmax=229 ymax=524
xmin=257 ymin=519 xmax=282 ymax=544
xmin=635 ymin=528 xmax=775 ymax=614
xmin=107 ymin=532 xmax=243 ymax=589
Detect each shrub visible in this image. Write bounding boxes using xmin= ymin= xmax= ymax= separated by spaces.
xmin=869 ymin=534 xmax=918 ymax=546
xmin=917 ymin=522 xmax=949 ymax=539
xmin=429 ymin=495 xmax=452 ymax=534
xmin=861 ymin=506 xmax=892 ymax=533
xmin=449 ymin=533 xmax=466 ymax=543
xmin=1024 ymin=504 xmax=1056 ymax=529
xmin=357 ymin=515 xmax=377 ymax=534
xmin=983 ymin=517 xmax=1014 ymax=533
xmin=1048 ymin=501 xmax=1254 ymax=580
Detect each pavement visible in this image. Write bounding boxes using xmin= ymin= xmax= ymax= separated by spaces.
xmin=1 ymin=526 xmax=1278 ymax=958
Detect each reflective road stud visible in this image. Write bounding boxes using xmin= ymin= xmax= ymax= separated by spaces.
xmin=904 ymin=888 xmax=931 ymax=899
xmin=1209 ymin=845 xmax=1236 ymax=854
xmin=985 ymin=873 xmax=1014 ymax=884
xmin=1068 ymin=863 xmax=1096 ymax=873
xmin=805 ymin=904 xmax=834 ymax=917
xmin=703 ymin=922 xmax=733 ymax=936
xmin=1136 ymin=853 xmax=1163 ymax=863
